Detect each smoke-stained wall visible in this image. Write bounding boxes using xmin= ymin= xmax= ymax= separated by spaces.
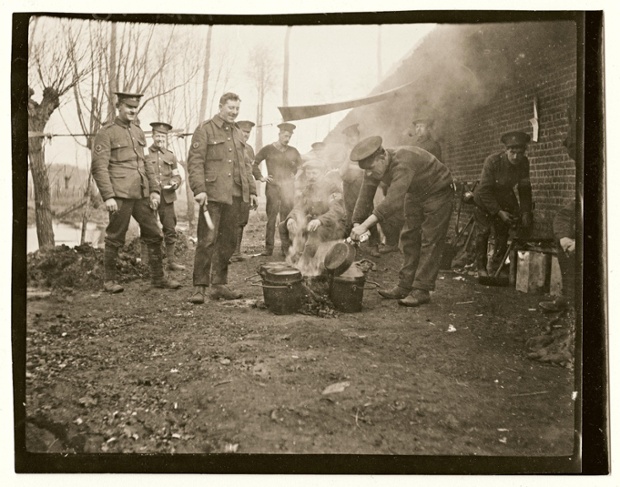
xmin=328 ymin=21 xmax=577 ymax=240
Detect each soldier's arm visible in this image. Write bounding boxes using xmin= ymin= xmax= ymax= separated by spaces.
xmin=373 ymin=155 xmax=415 ymax=221
xmin=91 ymin=129 xmax=115 ymax=201
xmin=318 ymin=189 xmax=346 ymax=227
xmin=187 ymin=125 xmax=208 ymax=196
xmin=475 ymin=154 xmax=502 ymax=215
xmin=351 ymin=174 xmax=380 ymax=224
xmin=143 ymin=146 xmax=160 ymax=195
xmin=252 ymin=146 xmax=267 ymax=180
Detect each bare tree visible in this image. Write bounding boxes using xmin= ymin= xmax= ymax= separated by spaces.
xmin=247 ymin=43 xmax=280 ymax=150
xmin=28 ymin=16 xmax=91 ymax=249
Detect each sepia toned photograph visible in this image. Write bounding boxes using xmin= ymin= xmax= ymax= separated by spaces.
xmin=11 ymin=6 xmax=607 ymax=476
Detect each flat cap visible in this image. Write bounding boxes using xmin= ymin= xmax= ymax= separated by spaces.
xmin=150 ymin=122 xmax=173 ymax=134
xmin=237 ymin=120 xmax=256 ymax=131
xmin=311 ymin=142 xmax=326 ymax=151
xmin=115 ymin=92 xmax=143 ymax=108
xmin=277 ymin=122 xmax=296 ymax=132
xmin=412 ymin=115 xmax=434 ymax=125
xmin=500 ymin=131 xmax=531 ymax=147
xmin=302 ymin=158 xmax=325 ymax=171
xmin=350 ymin=135 xmax=383 ymax=163
xmin=342 ymin=123 xmax=360 ymax=136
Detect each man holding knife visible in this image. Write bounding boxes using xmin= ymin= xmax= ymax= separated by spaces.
xmin=187 ymin=92 xmax=258 ymax=304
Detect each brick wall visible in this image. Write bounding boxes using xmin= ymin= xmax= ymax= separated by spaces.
xmin=443 ymin=37 xmax=577 ymax=239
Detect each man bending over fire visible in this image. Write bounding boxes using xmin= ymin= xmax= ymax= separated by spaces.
xmin=279 ymin=159 xmax=347 ymax=264
xmin=349 ymin=136 xmax=454 ymax=307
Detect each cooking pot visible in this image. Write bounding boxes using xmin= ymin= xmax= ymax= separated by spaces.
xmin=324 ymin=233 xmax=369 ymax=277
xmin=329 ymin=264 xmax=379 ymax=313
xmin=249 ymin=263 xmax=304 ymax=315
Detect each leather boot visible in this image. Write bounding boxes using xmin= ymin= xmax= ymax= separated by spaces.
xmin=398 ymin=289 xmax=431 ymax=307
xmin=378 ymin=285 xmax=409 ymax=299
xmin=140 ymin=241 xmax=149 ymax=266
xmin=190 ymin=286 xmax=207 ymax=304
xmin=103 ymin=245 xmax=124 ymax=293
xmin=166 ymin=243 xmax=185 ymax=271
xmin=149 ymin=243 xmax=181 ymax=289
xmin=210 ymin=284 xmax=242 ymax=300
xmin=475 ymin=235 xmax=489 ymax=277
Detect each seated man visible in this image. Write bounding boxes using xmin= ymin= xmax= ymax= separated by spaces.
xmin=279 ymin=159 xmax=347 ymax=262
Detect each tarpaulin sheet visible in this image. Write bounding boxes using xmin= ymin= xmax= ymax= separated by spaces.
xmin=277 ymin=80 xmax=416 ymax=122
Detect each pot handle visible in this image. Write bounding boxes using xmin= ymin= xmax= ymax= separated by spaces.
xmin=363 ymin=280 xmax=381 ymax=290
xmin=257 ymin=283 xmax=295 ymax=289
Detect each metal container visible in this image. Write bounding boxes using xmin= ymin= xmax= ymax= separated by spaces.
xmin=253 ymin=263 xmax=304 ymax=315
xmin=329 ymin=265 xmax=378 ymax=313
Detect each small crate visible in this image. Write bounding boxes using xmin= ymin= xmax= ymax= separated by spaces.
xmin=515 ymin=250 xmax=551 ymax=294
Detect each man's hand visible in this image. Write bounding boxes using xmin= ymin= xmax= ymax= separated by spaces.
xmin=149 ymin=192 xmax=160 ymax=210
xmin=350 ymin=224 xmax=368 ymax=241
xmin=498 ymin=210 xmax=517 ymax=224
xmin=104 ymin=198 xmax=118 ymax=213
xmin=307 ymin=219 xmax=322 ymax=232
xmin=520 ymin=212 xmax=533 ymax=228
xmin=261 ymin=175 xmax=274 ymax=184
xmin=194 ymin=192 xmax=207 ymax=207
xmin=286 ymin=219 xmax=297 ymax=234
xmin=560 ymin=237 xmax=575 ymax=254
xmin=250 ymin=195 xmax=259 ymax=210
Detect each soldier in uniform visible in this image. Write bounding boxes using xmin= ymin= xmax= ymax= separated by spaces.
xmin=338 ymin=123 xmax=382 ymax=258
xmin=349 ymin=136 xmax=454 ymax=307
xmin=279 ymin=159 xmax=346 ymax=261
xmin=91 ymin=92 xmax=180 ymax=293
xmin=473 ymin=131 xmax=533 ymax=277
xmin=141 ymin=121 xmax=185 ymax=271
xmin=187 ymin=92 xmax=258 ymax=304
xmin=409 ymin=115 xmax=442 ymax=160
xmin=231 ymin=120 xmax=257 ymax=261
xmin=252 ymin=122 xmax=303 ymax=256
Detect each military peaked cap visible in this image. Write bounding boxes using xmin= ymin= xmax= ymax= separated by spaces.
xmin=350 ymin=136 xmax=383 ymax=167
xmin=277 ymin=122 xmax=296 ymax=132
xmin=237 ymin=120 xmax=256 ymax=131
xmin=501 ymin=131 xmax=531 ymax=147
xmin=342 ymin=123 xmax=360 ymax=136
xmin=150 ymin=122 xmax=173 ymax=134
xmin=115 ymin=92 xmax=144 ymax=108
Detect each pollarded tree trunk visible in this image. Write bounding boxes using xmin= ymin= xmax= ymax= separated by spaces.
xmin=28 ymin=86 xmax=61 ymax=249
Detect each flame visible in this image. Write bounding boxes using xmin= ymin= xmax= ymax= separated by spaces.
xmin=284 ymin=218 xmax=341 ymax=277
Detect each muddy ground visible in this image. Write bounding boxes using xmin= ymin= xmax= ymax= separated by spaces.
xmin=22 ymin=207 xmax=578 ymax=466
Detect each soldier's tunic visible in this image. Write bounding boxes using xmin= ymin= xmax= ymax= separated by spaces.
xmin=353 ymin=146 xmax=454 ymax=292
xmin=473 ymin=150 xmax=532 ymax=271
xmin=91 ymin=117 xmax=162 ymax=248
xmin=252 ymin=144 xmax=303 ymax=252
xmin=279 ymin=176 xmax=346 ymax=258
xmin=187 ymin=115 xmax=257 ymax=287
xmin=145 ymin=144 xmax=182 ymax=246
xmin=413 ymin=136 xmax=442 ymax=161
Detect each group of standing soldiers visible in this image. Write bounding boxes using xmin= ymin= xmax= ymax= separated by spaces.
xmin=91 ymin=90 xmax=574 ymax=311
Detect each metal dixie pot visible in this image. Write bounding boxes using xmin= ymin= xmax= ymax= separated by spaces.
xmin=329 ymin=264 xmax=379 ymax=313
xmin=250 ymin=263 xmax=304 ymax=315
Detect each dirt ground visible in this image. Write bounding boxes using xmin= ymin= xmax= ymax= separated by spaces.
xmin=23 ymin=207 xmax=577 ymax=461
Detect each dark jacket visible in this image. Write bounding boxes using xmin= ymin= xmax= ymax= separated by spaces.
xmin=91 ymin=118 xmax=156 ymax=201
xmin=187 ymin=115 xmax=257 ymax=205
xmin=414 ymin=137 xmax=442 ymax=161
xmin=252 ymin=144 xmax=302 ymax=184
xmin=553 ymin=198 xmax=576 ymax=240
xmin=352 ymin=146 xmax=453 ymax=223
xmin=473 ymin=151 xmax=532 ymax=216
xmin=145 ymin=144 xmax=183 ymax=204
